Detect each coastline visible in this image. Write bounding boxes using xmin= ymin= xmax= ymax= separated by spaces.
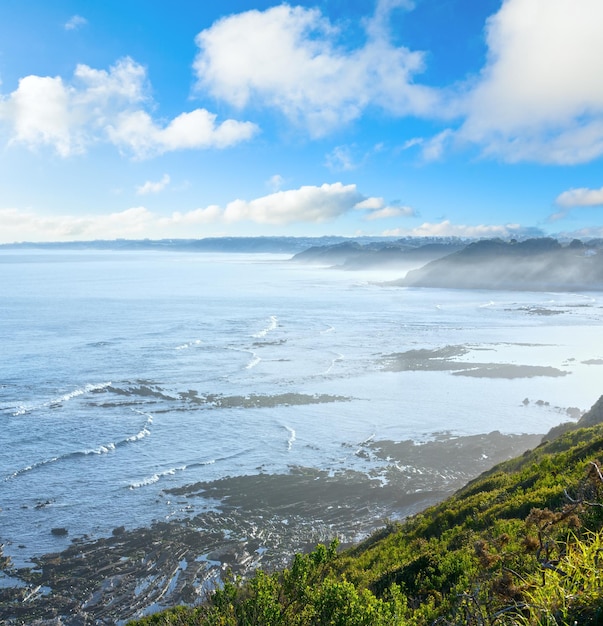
xmin=0 ymin=430 xmax=543 ymax=624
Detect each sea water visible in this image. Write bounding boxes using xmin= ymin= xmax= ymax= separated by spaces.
xmin=1 ymin=249 xmax=602 ymax=566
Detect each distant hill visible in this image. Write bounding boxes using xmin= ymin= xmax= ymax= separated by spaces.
xmin=291 ymin=239 xmax=464 ymax=270
xmin=400 ymin=237 xmax=603 ymax=290
xmin=0 ymin=236 xmax=395 ymax=255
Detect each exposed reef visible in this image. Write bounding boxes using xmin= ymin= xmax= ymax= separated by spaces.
xmin=0 ymin=431 xmax=542 ymax=624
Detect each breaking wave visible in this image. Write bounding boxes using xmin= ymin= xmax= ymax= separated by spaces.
xmin=253 ymin=315 xmax=278 ymax=338
xmin=12 ymin=382 xmax=112 ymax=416
xmin=5 ymin=410 xmax=154 ymax=481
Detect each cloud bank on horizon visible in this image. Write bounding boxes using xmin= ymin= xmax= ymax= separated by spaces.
xmin=0 ymin=0 xmax=602 ymax=243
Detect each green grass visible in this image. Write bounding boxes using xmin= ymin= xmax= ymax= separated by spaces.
xmin=130 ymin=420 xmax=603 ymax=626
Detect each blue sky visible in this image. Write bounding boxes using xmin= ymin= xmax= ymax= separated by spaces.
xmin=0 ymin=0 xmax=602 ymax=243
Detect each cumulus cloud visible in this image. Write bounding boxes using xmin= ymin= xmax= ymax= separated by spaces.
xmin=107 ymin=109 xmax=258 ymax=158
xmin=384 ymin=220 xmax=543 ymax=239
xmin=65 ymin=15 xmax=87 ymax=31
xmin=458 ymin=0 xmax=603 ymax=164
xmin=549 ymin=185 xmax=603 ymax=221
xmin=0 ymin=57 xmax=257 ymax=158
xmin=219 ymin=183 xmax=365 ymax=224
xmin=0 ymin=183 xmax=413 ymax=242
xmin=355 ymin=197 xmax=415 ymax=220
xmin=136 ymin=174 xmax=171 ymax=195
xmin=193 ymin=2 xmax=439 ymax=136
xmin=555 ymin=186 xmax=603 ymax=208
xmin=0 ymin=206 xmax=155 ymax=242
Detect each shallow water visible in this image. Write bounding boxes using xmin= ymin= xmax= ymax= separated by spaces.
xmin=1 ymin=250 xmax=602 ymax=566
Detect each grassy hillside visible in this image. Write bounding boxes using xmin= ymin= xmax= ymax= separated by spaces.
xmin=131 ymin=398 xmax=603 ymax=625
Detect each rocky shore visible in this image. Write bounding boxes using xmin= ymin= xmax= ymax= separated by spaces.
xmin=0 ymin=430 xmax=544 ymax=624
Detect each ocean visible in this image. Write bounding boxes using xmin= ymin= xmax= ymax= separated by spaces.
xmin=1 ymin=249 xmax=602 ymax=570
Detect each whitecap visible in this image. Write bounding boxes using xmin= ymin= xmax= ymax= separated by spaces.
xmin=5 ymin=457 xmax=60 ymax=481
xmin=175 ymin=339 xmax=202 ymax=350
xmin=128 ymin=465 xmax=187 ymax=489
xmin=11 ymin=382 xmax=112 ymax=416
xmin=126 ymin=410 xmax=154 ymax=442
xmin=253 ymin=315 xmax=278 ymax=338
xmin=84 ymin=442 xmax=116 ymax=455
xmin=245 ymin=354 xmax=261 ymax=369
xmin=285 ymin=426 xmax=296 ymax=451
xmin=324 ymin=352 xmax=344 ymax=374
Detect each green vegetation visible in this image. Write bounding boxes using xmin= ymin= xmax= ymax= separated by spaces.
xmin=130 ymin=414 xmax=603 ymax=625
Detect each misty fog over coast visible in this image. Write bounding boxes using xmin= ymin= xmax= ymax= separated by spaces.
xmin=1 ymin=239 xmax=602 ymax=622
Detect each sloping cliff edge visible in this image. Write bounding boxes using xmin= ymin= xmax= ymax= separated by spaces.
xmin=128 ymin=395 xmax=603 ymax=625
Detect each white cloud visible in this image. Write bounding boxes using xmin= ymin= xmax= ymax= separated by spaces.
xmin=136 ymin=174 xmax=171 ymax=195
xmin=1 ymin=75 xmax=75 ymax=156
xmin=65 ymin=15 xmax=87 ymax=31
xmin=420 ymin=129 xmax=454 ymax=162
xmin=458 ymin=0 xmax=603 ymax=164
xmin=384 ymin=220 xmax=540 ymax=239
xmin=0 ymin=57 xmax=257 ymax=158
xmin=0 ymin=206 xmax=155 ymax=242
xmin=325 ymin=145 xmax=358 ymax=171
xmin=560 ymin=225 xmax=603 ymax=240
xmin=267 ymin=174 xmax=285 ymax=191
xmin=193 ymin=3 xmax=439 ymax=137
xmin=549 ymin=185 xmax=603 ymax=221
xmin=364 ymin=206 xmax=415 ymax=220
xmin=107 ymin=109 xmax=258 ymax=158
xmin=0 ymin=183 xmax=410 ymax=242
xmin=555 ymin=186 xmax=603 ymax=208
xmin=355 ymin=196 xmax=415 ymax=220
xmin=221 ymin=183 xmax=364 ymax=224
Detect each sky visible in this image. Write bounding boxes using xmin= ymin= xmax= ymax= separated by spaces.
xmin=0 ymin=0 xmax=603 ymax=243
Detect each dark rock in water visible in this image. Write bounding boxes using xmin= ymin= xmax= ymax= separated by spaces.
xmin=112 ymin=526 xmax=126 ymax=536
xmin=51 ymin=527 xmax=68 ymax=536
xmin=0 ymin=431 xmax=544 ymax=625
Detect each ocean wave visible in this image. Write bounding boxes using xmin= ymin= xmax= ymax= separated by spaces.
xmin=5 ymin=412 xmax=154 ymax=481
xmin=253 ymin=315 xmax=278 ymax=338
xmin=12 ymin=382 xmax=112 ymax=416
xmin=285 ymin=426 xmax=296 ymax=451
xmin=127 ymin=410 xmax=154 ymax=442
xmin=245 ymin=353 xmax=261 ymax=369
xmin=128 ymin=465 xmax=187 ymax=490
xmin=5 ymin=456 xmax=60 ymax=480
xmin=175 ymin=340 xmax=203 ymax=350
xmin=324 ymin=352 xmax=344 ymax=375
xmin=82 ymin=442 xmax=116 ymax=455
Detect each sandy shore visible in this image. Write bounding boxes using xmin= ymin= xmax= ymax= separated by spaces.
xmin=0 ymin=430 xmax=543 ymax=625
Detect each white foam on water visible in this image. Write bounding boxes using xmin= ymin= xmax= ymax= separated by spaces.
xmin=285 ymin=426 xmax=296 ymax=451
xmin=11 ymin=382 xmax=112 ymax=416
xmin=128 ymin=465 xmax=187 ymax=490
xmin=253 ymin=315 xmax=278 ymax=338
xmin=175 ymin=340 xmax=202 ymax=350
xmin=324 ymin=352 xmax=344 ymax=375
xmin=84 ymin=442 xmax=116 ymax=455
xmin=127 ymin=410 xmax=154 ymax=442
